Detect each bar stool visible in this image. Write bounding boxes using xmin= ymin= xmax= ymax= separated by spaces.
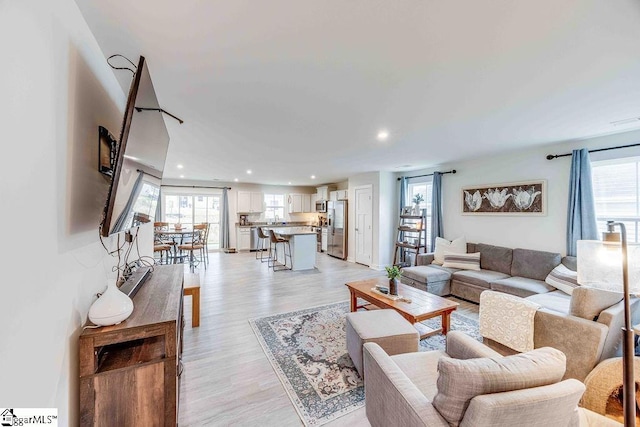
xmin=268 ymin=229 xmax=292 ymax=271
xmin=256 ymin=227 xmax=270 ymax=262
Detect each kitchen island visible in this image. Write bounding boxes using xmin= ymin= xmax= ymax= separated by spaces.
xmin=267 ymin=227 xmax=317 ymax=271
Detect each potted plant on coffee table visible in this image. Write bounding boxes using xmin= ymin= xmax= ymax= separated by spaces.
xmin=385 ymin=265 xmax=402 ymax=296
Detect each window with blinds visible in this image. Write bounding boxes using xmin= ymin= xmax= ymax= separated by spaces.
xmin=406 ymin=179 xmax=433 ymax=250
xmin=592 ymin=157 xmax=640 ymax=242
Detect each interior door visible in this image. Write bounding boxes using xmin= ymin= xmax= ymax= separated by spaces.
xmin=355 ymin=186 xmax=373 ymax=266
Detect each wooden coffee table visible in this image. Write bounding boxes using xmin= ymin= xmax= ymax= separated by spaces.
xmin=345 ymin=277 xmax=459 ymax=339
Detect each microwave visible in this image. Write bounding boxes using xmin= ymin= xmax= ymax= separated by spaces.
xmin=315 ymin=200 xmax=327 ymax=212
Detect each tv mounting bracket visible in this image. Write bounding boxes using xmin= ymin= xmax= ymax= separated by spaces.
xmin=134 ymin=107 xmax=184 ymax=124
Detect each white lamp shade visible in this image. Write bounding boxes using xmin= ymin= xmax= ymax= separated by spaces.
xmin=88 ymin=281 xmax=134 ymax=326
xmin=577 ymin=240 xmax=640 ymax=293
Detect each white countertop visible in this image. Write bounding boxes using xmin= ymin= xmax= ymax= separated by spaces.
xmin=268 ymin=227 xmax=317 ymax=236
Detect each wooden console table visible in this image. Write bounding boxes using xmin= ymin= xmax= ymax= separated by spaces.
xmin=79 ymin=265 xmax=184 ymax=426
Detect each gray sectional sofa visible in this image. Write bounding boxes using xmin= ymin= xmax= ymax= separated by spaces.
xmin=401 ymin=242 xmax=640 ymax=381
xmin=401 ymin=242 xmax=562 ymax=303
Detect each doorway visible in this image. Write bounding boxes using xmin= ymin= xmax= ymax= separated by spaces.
xmin=354 ymin=185 xmax=373 ymax=266
xmin=163 ymin=193 xmax=222 ymax=249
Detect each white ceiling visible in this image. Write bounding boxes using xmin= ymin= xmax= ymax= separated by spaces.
xmin=75 ymin=0 xmax=640 ymax=186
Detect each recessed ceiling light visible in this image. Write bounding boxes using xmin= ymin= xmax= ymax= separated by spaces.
xmin=288 ymin=182 xmax=292 ymax=185
xmin=311 ymin=175 xmax=316 ymax=179
xmin=234 ymin=178 xmax=239 ymax=182
xmin=177 ymin=164 xmax=184 ymax=169
xmin=377 ymin=130 xmax=389 ymax=141
xmin=180 ymin=175 xmax=185 ymax=178
xmin=246 ymin=169 xmax=252 ymax=174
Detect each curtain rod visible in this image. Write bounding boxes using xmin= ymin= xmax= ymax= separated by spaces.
xmin=546 ymin=142 xmax=640 ymax=160
xmin=396 ymin=169 xmax=456 ymax=181
xmin=136 ymin=169 xmax=161 ymax=180
xmin=161 ymin=184 xmax=231 ymax=190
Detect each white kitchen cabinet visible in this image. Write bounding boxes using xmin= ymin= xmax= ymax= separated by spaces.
xmin=302 ymin=194 xmax=311 ymax=212
xmin=237 ymin=191 xmax=264 ymax=213
xmin=288 ymin=194 xmax=313 ymax=213
xmin=316 ymin=185 xmax=335 ymax=201
xmin=237 ymin=227 xmax=251 ymax=250
xmin=330 ymin=189 xmax=348 ymax=201
xmin=310 ymin=194 xmax=318 ymax=212
xmin=237 ymin=192 xmax=251 ymax=212
xmin=321 ymin=227 xmax=328 ymax=252
xmin=251 ymin=192 xmax=264 ymax=212
xmin=289 ymin=194 xmax=303 ymax=213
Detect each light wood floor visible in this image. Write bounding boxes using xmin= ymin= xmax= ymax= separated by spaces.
xmin=178 ymin=251 xmax=478 ymax=426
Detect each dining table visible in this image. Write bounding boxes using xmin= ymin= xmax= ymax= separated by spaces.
xmin=154 ymin=227 xmax=197 ymax=263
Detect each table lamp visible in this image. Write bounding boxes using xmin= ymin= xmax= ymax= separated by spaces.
xmin=578 ymin=221 xmax=640 ymax=426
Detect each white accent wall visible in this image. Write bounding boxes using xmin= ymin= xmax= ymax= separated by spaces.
xmin=0 ymin=1 xmax=152 ymax=424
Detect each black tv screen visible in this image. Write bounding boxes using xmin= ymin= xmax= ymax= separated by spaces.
xmin=100 ymin=56 xmax=170 ymax=237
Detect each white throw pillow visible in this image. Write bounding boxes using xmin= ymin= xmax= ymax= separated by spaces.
xmin=433 ymin=236 xmax=467 ymax=265
xmin=545 ymin=264 xmax=579 ymax=295
xmin=442 ymin=251 xmax=480 ymax=270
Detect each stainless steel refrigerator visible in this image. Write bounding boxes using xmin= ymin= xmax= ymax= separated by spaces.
xmin=327 ymin=200 xmax=347 ymax=260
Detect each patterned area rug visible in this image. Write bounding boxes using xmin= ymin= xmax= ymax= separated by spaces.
xmin=249 ymin=300 xmax=480 ymax=426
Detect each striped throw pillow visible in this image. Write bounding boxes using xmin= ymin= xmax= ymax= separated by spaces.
xmin=545 ymin=264 xmax=579 ymax=295
xmin=442 ymin=252 xmax=480 ymax=270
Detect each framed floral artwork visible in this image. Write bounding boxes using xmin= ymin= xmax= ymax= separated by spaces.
xmin=461 ymin=180 xmax=546 ymax=215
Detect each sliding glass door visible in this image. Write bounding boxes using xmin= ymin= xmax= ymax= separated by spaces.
xmin=163 ymin=192 xmax=222 ymax=250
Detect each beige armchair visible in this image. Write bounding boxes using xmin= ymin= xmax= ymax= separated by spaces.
xmin=363 ymin=331 xmax=620 ymax=427
xmin=480 ymin=287 xmax=640 ymax=381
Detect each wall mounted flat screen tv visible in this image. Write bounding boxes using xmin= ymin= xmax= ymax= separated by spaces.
xmin=100 ymin=56 xmax=170 ymax=237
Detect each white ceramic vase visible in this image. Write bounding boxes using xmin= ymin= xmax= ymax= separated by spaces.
xmin=88 ymin=281 xmax=134 ymax=326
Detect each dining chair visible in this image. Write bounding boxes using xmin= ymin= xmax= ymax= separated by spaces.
xmin=154 ymin=221 xmax=177 ymax=261
xmin=178 ymin=224 xmax=207 ymax=272
xmin=268 ymin=229 xmax=292 ymax=271
xmin=153 ymin=232 xmax=172 ymax=265
xmin=201 ymin=222 xmax=211 ymax=263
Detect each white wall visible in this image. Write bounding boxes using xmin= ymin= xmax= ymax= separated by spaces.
xmin=403 ymin=129 xmax=640 ymax=255
xmin=0 ymin=1 xmax=152 ymax=424
xmin=378 ymin=172 xmax=398 ymax=267
xmin=347 ymin=171 xmax=398 ymax=269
